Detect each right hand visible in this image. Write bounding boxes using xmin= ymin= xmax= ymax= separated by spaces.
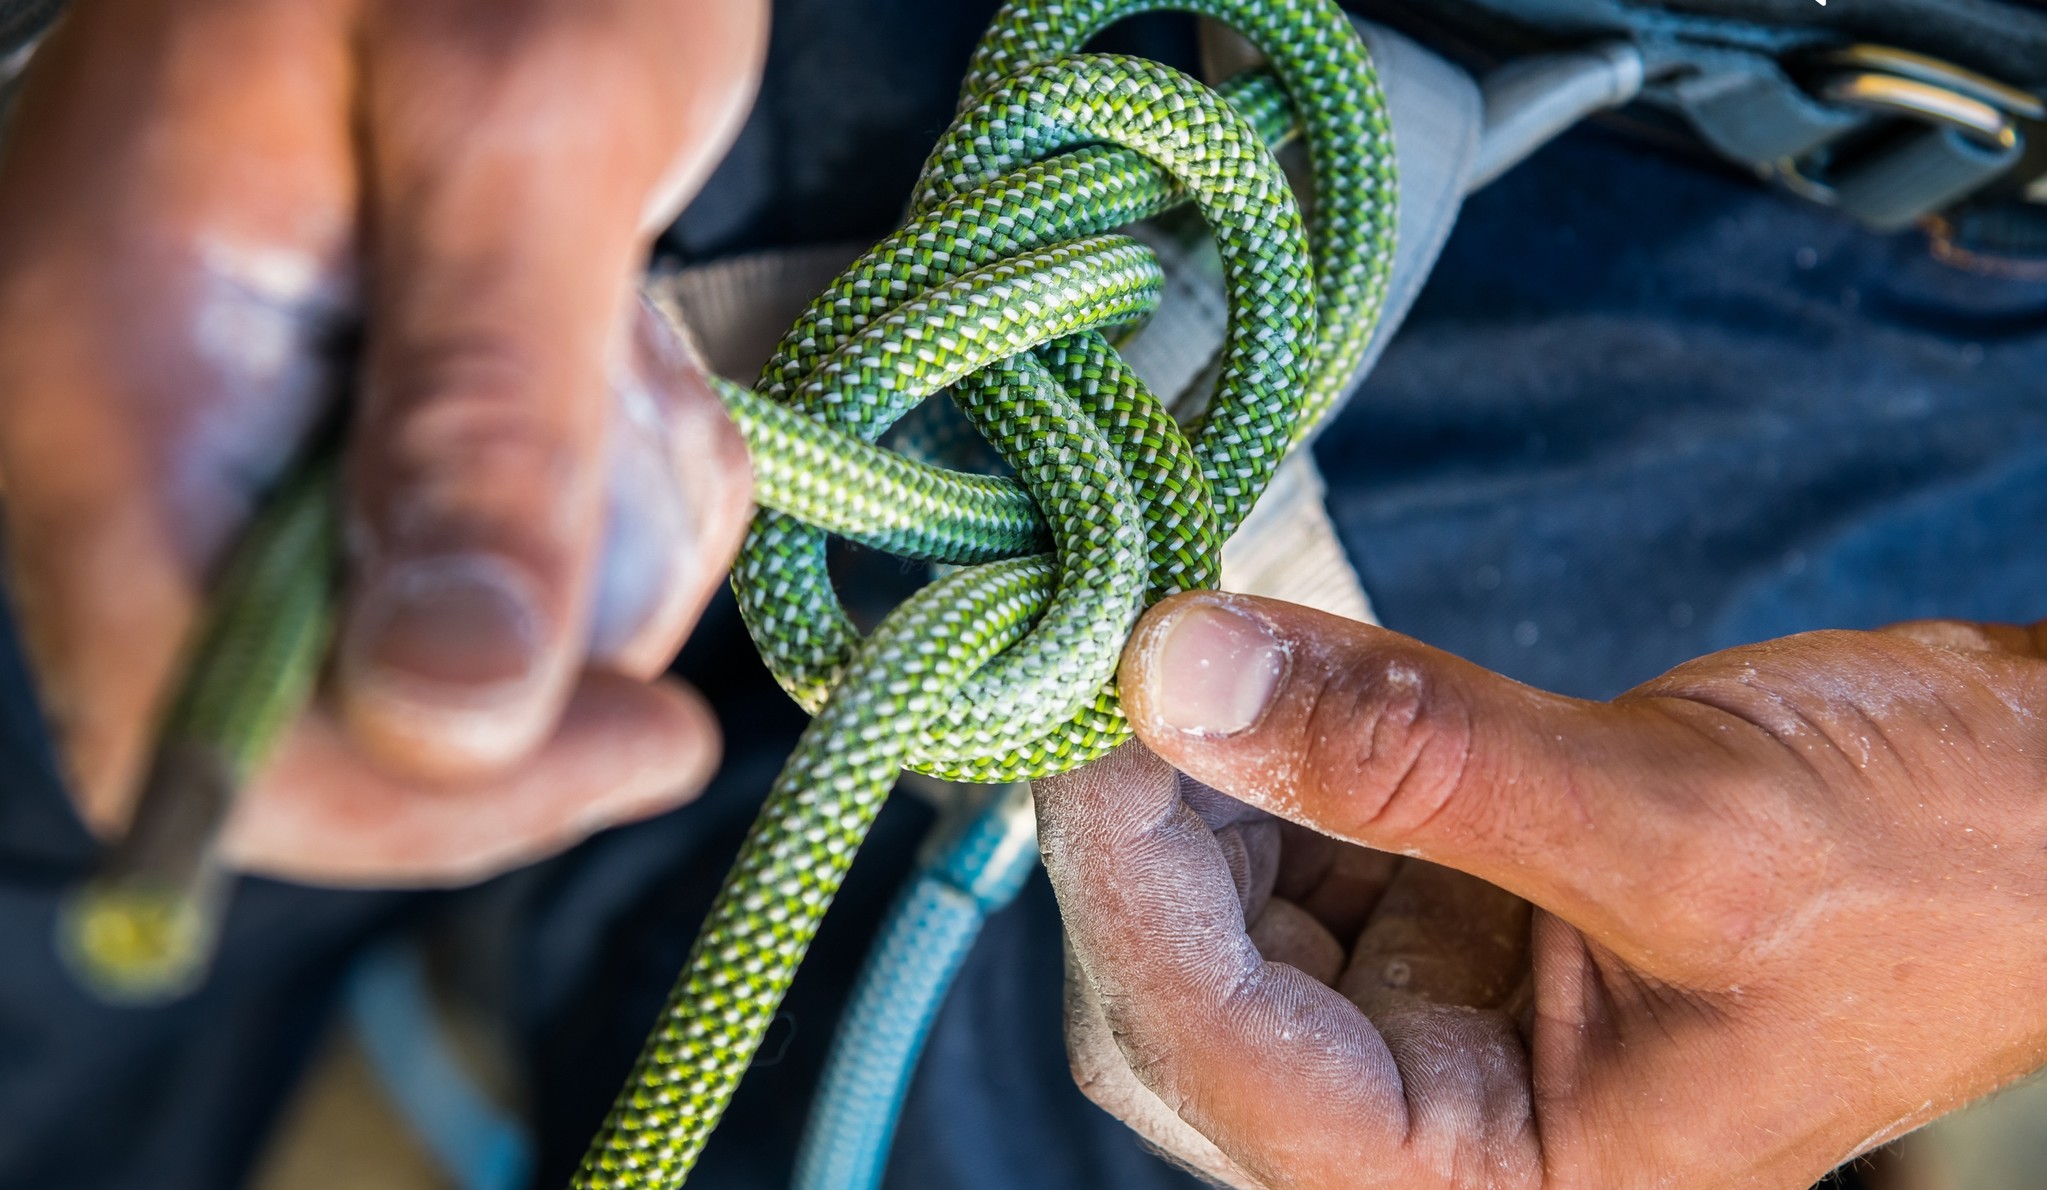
xmin=0 ymin=0 xmax=767 ymax=884
xmin=1038 ymin=592 xmax=2047 ymax=1187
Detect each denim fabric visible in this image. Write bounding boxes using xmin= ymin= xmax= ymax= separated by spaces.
xmin=1 ymin=2 xmax=2043 ymax=1186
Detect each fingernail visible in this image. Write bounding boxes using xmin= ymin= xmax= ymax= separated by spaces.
xmin=344 ymin=555 xmax=545 ymax=700
xmin=1151 ymin=600 xmax=1286 ymax=736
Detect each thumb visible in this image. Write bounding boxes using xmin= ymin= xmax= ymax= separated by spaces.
xmin=337 ymin=223 xmax=635 ymax=781
xmin=334 ymin=1 xmax=761 ymax=783
xmin=1120 ymin=592 xmax=1732 ymax=936
xmin=337 ymin=101 xmax=653 ymax=781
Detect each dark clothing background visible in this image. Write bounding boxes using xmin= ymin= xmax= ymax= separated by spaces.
xmin=2 ymin=1 xmax=2045 ymax=1187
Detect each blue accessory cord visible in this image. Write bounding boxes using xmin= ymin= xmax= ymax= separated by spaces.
xmin=793 ymin=782 xmax=1040 ymax=1190
xmin=348 ymin=937 xmax=534 ymax=1190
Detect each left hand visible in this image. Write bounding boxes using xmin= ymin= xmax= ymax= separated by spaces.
xmin=0 ymin=0 xmax=766 ymax=884
xmin=1035 ymin=591 xmax=2047 ymax=1188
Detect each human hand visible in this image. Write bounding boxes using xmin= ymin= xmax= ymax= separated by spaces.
xmin=1037 ymin=592 xmax=2047 ymax=1188
xmin=0 ymin=0 xmax=765 ymax=883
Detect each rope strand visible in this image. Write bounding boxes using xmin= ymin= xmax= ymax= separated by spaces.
xmin=574 ymin=1 xmax=1395 ymax=1184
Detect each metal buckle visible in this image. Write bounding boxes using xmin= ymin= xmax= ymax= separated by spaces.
xmin=1820 ymin=45 xmax=2044 ymax=124
xmin=1816 ymin=74 xmax=2016 ymax=150
xmin=1771 ymin=44 xmax=2045 ymax=221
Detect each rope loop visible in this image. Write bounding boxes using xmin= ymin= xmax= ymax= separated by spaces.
xmin=727 ymin=18 xmax=1379 ymax=784
xmin=576 ymin=2 xmax=1396 ymax=1182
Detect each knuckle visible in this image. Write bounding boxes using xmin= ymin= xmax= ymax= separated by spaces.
xmin=384 ymin=1 xmax=672 ymax=171
xmin=360 ymin=345 xmax=589 ymax=555
xmin=1296 ymin=649 xmax=1474 ymax=841
xmin=377 ymin=345 xmax=554 ymax=460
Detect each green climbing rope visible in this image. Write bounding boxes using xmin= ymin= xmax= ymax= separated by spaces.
xmin=58 ymin=0 xmax=1395 ymax=1180
xmin=574 ymin=0 xmax=1394 ymax=1184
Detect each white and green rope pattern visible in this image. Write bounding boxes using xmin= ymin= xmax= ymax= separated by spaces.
xmin=574 ymin=0 xmax=1395 ymax=1185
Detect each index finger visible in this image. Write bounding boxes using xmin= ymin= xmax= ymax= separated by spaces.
xmin=1036 ymin=743 xmax=1433 ymax=1187
xmin=334 ymin=0 xmax=765 ymax=780
xmin=0 ymin=0 xmax=358 ymax=827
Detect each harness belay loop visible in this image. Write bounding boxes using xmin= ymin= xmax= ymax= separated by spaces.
xmin=573 ymin=1 xmax=1397 ymax=1184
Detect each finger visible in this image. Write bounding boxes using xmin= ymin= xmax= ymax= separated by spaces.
xmin=1341 ymin=860 xmax=1531 ymax=1012
xmin=1274 ymin=826 xmax=1398 ymax=943
xmin=0 ymin=0 xmax=357 ymax=827
xmin=1177 ymin=774 xmax=1281 ymax=924
xmin=585 ymin=299 xmax=751 ymax=677
xmin=1248 ymin=897 xmax=1343 ymax=986
xmin=1213 ymin=816 xmax=1280 ymax=926
xmin=1119 ymin=591 xmax=1739 ymax=945
xmin=336 ymin=1 xmax=759 ymax=780
xmin=1339 ymin=860 xmax=1538 ymax=1182
xmin=1036 ymin=742 xmax=1430 ymax=1187
xmin=1058 ymin=941 xmax=1267 ymax=1190
xmin=225 ymin=670 xmax=718 ymax=885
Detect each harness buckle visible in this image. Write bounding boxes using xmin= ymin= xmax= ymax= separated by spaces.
xmin=1769 ymin=44 xmax=2044 ymax=231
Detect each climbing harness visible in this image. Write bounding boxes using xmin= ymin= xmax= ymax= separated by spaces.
xmin=1359 ymin=0 xmax=2047 ymax=244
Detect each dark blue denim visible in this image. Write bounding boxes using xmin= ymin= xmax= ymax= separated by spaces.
xmin=2 ymin=2 xmax=2044 ymax=1186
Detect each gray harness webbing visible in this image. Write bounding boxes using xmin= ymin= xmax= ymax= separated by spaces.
xmin=1370 ymin=0 xmax=2047 ymax=235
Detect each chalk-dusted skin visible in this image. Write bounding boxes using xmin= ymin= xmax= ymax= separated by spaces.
xmin=1 ymin=0 xmax=2044 ymax=1186
xmin=1041 ymin=593 xmax=2047 ymax=1188
xmin=0 ymin=0 xmax=765 ymax=883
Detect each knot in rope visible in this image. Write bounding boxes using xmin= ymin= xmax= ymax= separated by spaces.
xmin=726 ymin=0 xmax=1394 ymax=783
xmin=578 ymin=0 xmax=1396 ymax=1183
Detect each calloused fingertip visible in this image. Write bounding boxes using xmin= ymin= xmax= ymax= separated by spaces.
xmin=1878 ymin=617 xmax=2027 ymax=656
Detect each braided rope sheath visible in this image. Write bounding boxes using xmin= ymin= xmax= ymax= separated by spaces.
xmin=60 ymin=456 xmax=339 ymax=1001
xmin=574 ymin=1 xmax=1395 ymax=1185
